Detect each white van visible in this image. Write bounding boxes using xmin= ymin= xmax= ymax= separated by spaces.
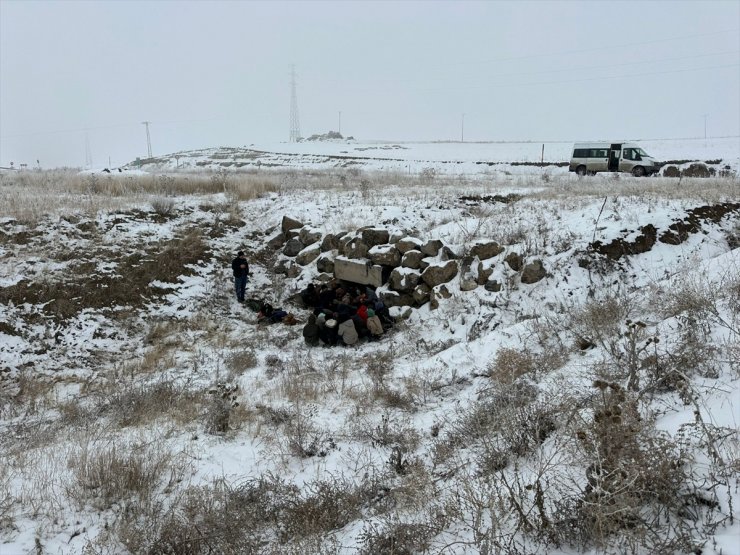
xmin=569 ymin=142 xmax=659 ymax=177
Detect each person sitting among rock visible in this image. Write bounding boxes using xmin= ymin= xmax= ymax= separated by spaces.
xmin=366 ymin=308 xmax=384 ymax=340
xmin=300 ymin=283 xmax=320 ymax=308
xmin=302 ymin=314 xmax=320 ymax=346
xmin=337 ymin=314 xmax=359 ymax=346
xmin=319 ymin=318 xmax=339 ymax=346
xmin=356 ymin=302 xmax=370 ymax=322
xmin=318 ymin=284 xmax=337 ymax=310
xmin=352 ymin=312 xmax=369 ymax=339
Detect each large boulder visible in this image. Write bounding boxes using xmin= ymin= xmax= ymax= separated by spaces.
xmin=421 ymin=260 xmax=458 ymax=287
xmin=333 ymin=256 xmax=383 ymax=287
xmin=282 ymin=237 xmax=304 ymax=257
xmin=361 ymin=228 xmax=390 ymax=247
xmin=379 ymin=289 xmax=415 ymax=308
xmin=505 ymin=251 xmax=522 ymax=271
xmin=401 ymin=249 xmax=424 ymax=269
xmin=368 ymin=245 xmax=401 ymax=267
xmin=295 ymin=244 xmax=321 ymax=266
xmin=421 ymin=239 xmax=444 ymax=256
xmin=281 ymin=215 xmax=303 ymax=233
xmin=344 ymin=238 xmax=369 ymax=260
xmin=389 ymin=230 xmax=406 ymax=243
xmin=320 ymin=233 xmax=341 ymax=252
xmin=299 ymin=227 xmax=322 ymax=246
xmin=316 ymin=254 xmax=335 ymax=273
xmin=470 ymin=241 xmax=504 ymax=260
xmin=388 ymin=268 xmax=421 ymax=293
xmin=396 ymin=236 xmax=424 ymax=254
xmin=267 ymin=232 xmax=286 ymax=250
xmin=520 ymin=260 xmax=546 ymax=284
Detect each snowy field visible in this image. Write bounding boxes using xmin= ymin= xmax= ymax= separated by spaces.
xmin=0 ymin=143 xmax=739 ymax=554
xmin=129 ymin=136 xmax=740 ymax=177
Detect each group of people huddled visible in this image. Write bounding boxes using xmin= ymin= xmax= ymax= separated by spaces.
xmin=299 ymin=281 xmax=393 ymax=347
xmin=231 ymin=250 xmax=393 ymax=346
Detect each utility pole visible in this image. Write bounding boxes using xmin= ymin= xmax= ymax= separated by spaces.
xmin=289 ymin=65 xmax=301 ymax=142
xmin=461 ymin=113 xmax=465 ymax=143
xmin=142 ymin=121 xmax=153 ymax=158
xmin=338 ymin=111 xmax=342 ymax=135
xmin=702 ymin=114 xmax=708 ymax=139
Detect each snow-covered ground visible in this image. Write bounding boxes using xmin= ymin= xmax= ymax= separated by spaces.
xmin=128 ymin=136 xmax=740 ymax=177
xmin=1 ymin=142 xmax=739 ymax=554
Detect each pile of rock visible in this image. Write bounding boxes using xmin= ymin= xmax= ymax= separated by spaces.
xmin=269 ymin=215 xmax=547 ymax=309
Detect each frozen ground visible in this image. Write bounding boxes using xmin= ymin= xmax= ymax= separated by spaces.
xmin=126 ymin=135 xmax=740 ymax=177
xmin=0 ymin=143 xmax=738 ymax=554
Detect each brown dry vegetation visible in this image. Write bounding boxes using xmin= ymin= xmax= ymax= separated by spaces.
xmin=0 ymin=169 xmax=738 ymax=554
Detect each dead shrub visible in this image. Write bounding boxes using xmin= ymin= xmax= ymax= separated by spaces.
xmin=280 ymin=478 xmax=364 ymax=541
xmin=102 ymin=379 xmax=200 ymax=427
xmin=366 ymin=351 xmax=394 ymax=389
xmin=150 ymin=196 xmax=175 ymax=216
xmin=0 ymin=462 xmax=15 ymax=531
xmin=551 ymin=381 xmax=700 ymax=552
xmin=226 ymin=347 xmax=258 ymax=376
xmin=374 ymin=386 xmax=416 ymax=411
xmin=489 ymin=347 xmax=537 ymax=383
xmin=122 ymin=473 xmax=370 ymax=554
xmin=204 ymin=398 xmax=232 ymax=434
xmin=67 ymin=439 xmax=184 ymax=510
xmin=434 ymin=382 xmax=542 ymax=468
xmin=359 ymin=520 xmax=438 ymax=555
xmin=284 ymin=405 xmax=336 ymax=458
xmin=568 ymin=293 xmax=633 ymax=352
xmin=350 ymin=411 xmax=421 ymax=452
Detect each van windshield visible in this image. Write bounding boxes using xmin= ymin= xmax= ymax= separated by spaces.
xmin=635 ymin=148 xmax=650 ymax=157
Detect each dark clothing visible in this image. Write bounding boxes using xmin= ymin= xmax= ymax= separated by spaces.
xmin=318 ymin=288 xmax=336 ymax=310
xmin=300 ymin=284 xmax=320 ymax=308
xmin=302 ymin=314 xmax=320 ymax=346
xmin=232 ymin=256 xmax=249 ymax=278
xmin=231 ymin=255 xmax=249 ymax=302
xmin=319 ymin=325 xmax=338 ymax=346
xmin=234 ymin=275 xmax=247 ymax=302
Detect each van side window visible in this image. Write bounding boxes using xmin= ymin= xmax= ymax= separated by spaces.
xmin=573 ymin=149 xmax=589 ymax=158
xmin=623 ymin=148 xmax=634 ymax=160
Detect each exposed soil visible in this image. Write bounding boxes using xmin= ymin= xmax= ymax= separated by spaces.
xmin=659 ymin=202 xmax=740 ymax=245
xmin=459 ymin=194 xmax=522 ymax=204
xmin=589 ymin=202 xmax=740 ymax=260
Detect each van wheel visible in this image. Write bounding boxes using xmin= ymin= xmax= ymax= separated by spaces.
xmin=632 ymin=166 xmax=646 ymax=177
xmin=576 ymin=165 xmax=587 ymax=176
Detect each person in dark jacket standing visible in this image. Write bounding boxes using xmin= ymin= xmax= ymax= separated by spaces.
xmin=231 ymin=251 xmax=249 ymax=302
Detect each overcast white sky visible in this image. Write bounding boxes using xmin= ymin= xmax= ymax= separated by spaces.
xmin=1 ymin=0 xmax=738 ymax=168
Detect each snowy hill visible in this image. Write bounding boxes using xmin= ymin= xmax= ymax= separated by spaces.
xmin=0 ymin=151 xmax=739 ymax=554
xmin=126 ymin=136 xmax=740 ymax=178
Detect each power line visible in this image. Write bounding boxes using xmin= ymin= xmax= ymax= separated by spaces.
xmin=398 ymin=62 xmax=740 ymax=95
xmin=471 ymin=28 xmax=740 ymax=66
